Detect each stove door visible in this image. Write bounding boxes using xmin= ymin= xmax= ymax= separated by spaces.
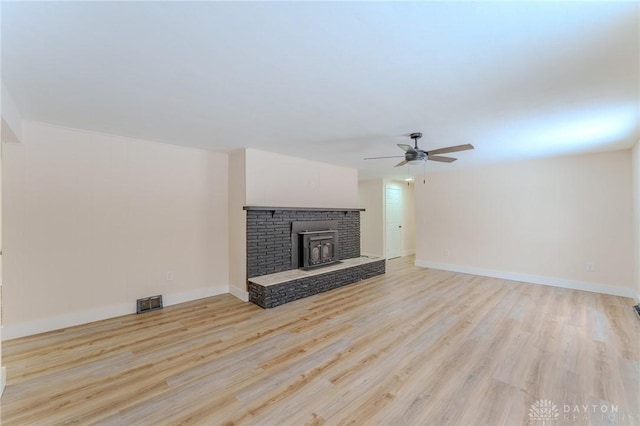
xmin=321 ymin=242 xmax=333 ymax=262
xmin=310 ymin=241 xmax=322 ymax=265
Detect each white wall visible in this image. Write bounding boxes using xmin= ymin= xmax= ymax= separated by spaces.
xmin=228 ymin=149 xmax=248 ymax=300
xmin=358 ymin=179 xmax=384 ymax=257
xmin=415 ymin=150 xmax=635 ymax=297
xmin=632 ymin=141 xmax=640 ymax=301
xmin=245 ymin=149 xmax=358 ymax=208
xmin=0 ymin=76 xmax=20 ymax=392
xmin=2 ymin=122 xmax=230 ymax=338
xmin=0 ymin=120 xmax=5 ymax=394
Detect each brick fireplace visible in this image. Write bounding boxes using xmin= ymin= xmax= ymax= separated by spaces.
xmin=245 ymin=208 xmax=360 ymax=279
xmin=244 ymin=206 xmax=385 ymax=308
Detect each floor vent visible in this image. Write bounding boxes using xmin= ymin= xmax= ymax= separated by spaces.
xmin=137 ymin=295 xmax=163 ymax=314
xmin=634 ymin=304 xmax=640 ymax=321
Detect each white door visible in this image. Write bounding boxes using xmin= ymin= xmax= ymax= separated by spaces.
xmin=385 ymin=185 xmax=402 ymax=259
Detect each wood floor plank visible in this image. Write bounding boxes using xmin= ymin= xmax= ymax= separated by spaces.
xmin=2 ymin=256 xmax=638 ymax=425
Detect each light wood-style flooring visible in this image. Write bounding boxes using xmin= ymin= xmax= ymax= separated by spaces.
xmin=2 ymin=257 xmax=639 ymax=425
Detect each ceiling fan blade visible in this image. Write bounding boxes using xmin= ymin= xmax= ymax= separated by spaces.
xmin=427 ymin=144 xmax=474 ymax=155
xmin=394 ymin=160 xmax=409 ymax=167
xmin=364 ymin=155 xmax=405 ymax=160
xmin=397 ymin=144 xmax=418 ymax=154
xmin=428 ymin=155 xmax=457 ymax=163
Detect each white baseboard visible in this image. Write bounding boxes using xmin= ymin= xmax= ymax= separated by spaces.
xmin=2 ymin=284 xmax=229 ymax=340
xmin=229 ymin=285 xmax=249 ymax=302
xmin=415 ymin=260 xmax=636 ymax=299
xmin=402 ymin=249 xmax=415 ymax=257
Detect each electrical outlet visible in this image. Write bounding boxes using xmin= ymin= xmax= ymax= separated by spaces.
xmin=445 ymin=248 xmax=450 ymax=257
xmin=166 ymin=272 xmax=173 ymax=281
xmin=585 ymin=262 xmax=595 ymax=272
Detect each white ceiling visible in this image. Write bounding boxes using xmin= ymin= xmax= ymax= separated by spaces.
xmin=2 ymin=1 xmax=638 ymax=180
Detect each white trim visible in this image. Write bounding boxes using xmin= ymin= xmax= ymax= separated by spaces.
xmin=415 ymin=260 xmax=636 ymax=299
xmin=4 ymin=302 xmax=132 ymax=341
xmin=2 ymin=285 xmax=229 ymax=340
xmin=402 ymin=249 xmax=415 ymax=257
xmin=229 ymin=285 xmax=249 ymax=302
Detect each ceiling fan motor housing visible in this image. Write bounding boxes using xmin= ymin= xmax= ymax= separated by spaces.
xmin=405 ymin=151 xmax=427 ymax=162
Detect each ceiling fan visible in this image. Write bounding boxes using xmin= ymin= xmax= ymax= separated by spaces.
xmin=365 ymin=132 xmax=474 ymax=167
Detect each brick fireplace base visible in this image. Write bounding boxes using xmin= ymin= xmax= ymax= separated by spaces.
xmin=248 ymin=257 xmax=385 ymax=308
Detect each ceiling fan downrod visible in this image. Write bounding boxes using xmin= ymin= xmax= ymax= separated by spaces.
xmin=410 ymin=132 xmax=422 ymax=149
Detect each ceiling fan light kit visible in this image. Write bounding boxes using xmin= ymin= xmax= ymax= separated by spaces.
xmin=364 ymin=132 xmax=474 ymax=169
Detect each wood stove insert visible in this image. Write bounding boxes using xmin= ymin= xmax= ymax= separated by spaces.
xmin=299 ymin=230 xmax=339 ymax=269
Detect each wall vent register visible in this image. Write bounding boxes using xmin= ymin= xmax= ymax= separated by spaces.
xmin=137 ymin=295 xmax=163 ymax=314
